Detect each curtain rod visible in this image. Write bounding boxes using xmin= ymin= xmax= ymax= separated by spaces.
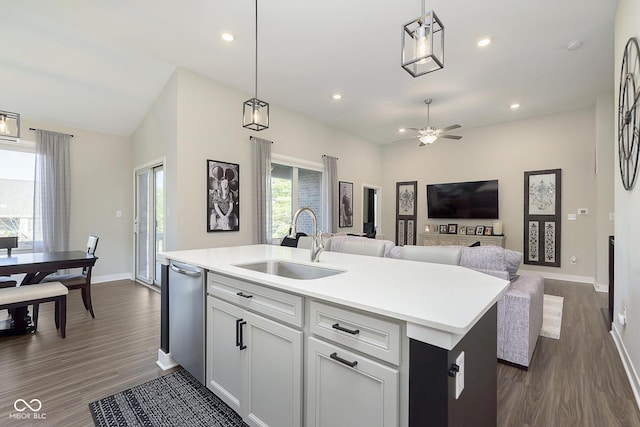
xmin=29 ymin=127 xmax=74 ymax=137
xmin=322 ymin=154 xmax=338 ymax=159
xmin=249 ymin=136 xmax=273 ymax=143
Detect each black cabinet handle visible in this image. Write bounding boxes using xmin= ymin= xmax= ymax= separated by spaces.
xmin=237 ymin=292 xmax=253 ymax=299
xmin=235 ymin=318 xmax=244 ymax=347
xmin=332 ymin=323 xmax=360 ymax=335
xmin=238 ymin=320 xmax=247 ymax=350
xmin=330 ymin=352 xmax=358 ymax=368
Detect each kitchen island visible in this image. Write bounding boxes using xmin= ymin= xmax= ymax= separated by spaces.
xmin=159 ymin=244 xmax=509 ymax=427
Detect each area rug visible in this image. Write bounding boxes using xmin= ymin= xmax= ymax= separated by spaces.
xmin=89 ymin=369 xmax=248 ymax=427
xmin=540 ymin=294 xmax=564 ymax=339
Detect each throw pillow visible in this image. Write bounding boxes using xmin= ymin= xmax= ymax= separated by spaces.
xmin=504 ymin=249 xmax=523 ymax=281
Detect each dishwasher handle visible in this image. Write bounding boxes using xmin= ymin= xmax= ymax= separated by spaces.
xmin=170 ymin=263 xmax=202 ymax=277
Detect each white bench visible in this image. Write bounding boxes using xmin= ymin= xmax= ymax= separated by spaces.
xmin=0 ymin=282 xmax=68 ymax=338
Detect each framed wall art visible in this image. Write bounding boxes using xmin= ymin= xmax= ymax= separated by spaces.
xmin=207 ymin=160 xmax=240 ymax=232
xmin=524 ymin=169 xmax=561 ymax=267
xmin=396 ymin=181 xmax=417 ymax=245
xmin=339 ymin=181 xmax=354 ymax=228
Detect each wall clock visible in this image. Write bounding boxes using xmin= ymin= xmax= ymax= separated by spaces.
xmin=618 ymin=37 xmax=640 ymax=191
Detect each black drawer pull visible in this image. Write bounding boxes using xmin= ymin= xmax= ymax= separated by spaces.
xmin=236 ymin=292 xmax=253 ymax=299
xmin=332 ymin=323 xmax=359 ymax=335
xmin=330 ymin=352 xmax=358 ymax=368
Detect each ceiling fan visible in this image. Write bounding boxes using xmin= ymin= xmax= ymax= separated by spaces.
xmin=394 ymin=99 xmax=462 ymax=146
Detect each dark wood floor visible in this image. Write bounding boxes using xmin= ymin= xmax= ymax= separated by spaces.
xmin=497 ymin=279 xmax=640 ymax=427
xmin=1 ymin=279 xmax=638 ymax=426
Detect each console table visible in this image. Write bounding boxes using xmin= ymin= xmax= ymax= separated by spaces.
xmin=419 ymin=233 xmax=505 ymax=247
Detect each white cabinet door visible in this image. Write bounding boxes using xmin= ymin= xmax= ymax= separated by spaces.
xmin=206 ymin=296 xmax=244 ymax=413
xmin=207 ymin=296 xmax=303 ymax=427
xmin=306 ymin=337 xmax=399 ymax=427
xmin=242 ymin=310 xmax=303 ymax=427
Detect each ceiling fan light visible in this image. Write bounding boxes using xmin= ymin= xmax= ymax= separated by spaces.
xmin=420 ymin=134 xmax=438 ymax=144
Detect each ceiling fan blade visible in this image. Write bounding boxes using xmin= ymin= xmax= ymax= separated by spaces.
xmin=406 ymin=127 xmax=424 ymax=133
xmin=438 ymin=124 xmax=461 ymax=132
xmin=391 ymin=135 xmax=421 ymax=143
xmin=439 ymin=134 xmax=462 ymax=140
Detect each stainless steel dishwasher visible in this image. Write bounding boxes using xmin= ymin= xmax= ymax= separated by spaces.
xmin=169 ymin=261 xmax=205 ymax=384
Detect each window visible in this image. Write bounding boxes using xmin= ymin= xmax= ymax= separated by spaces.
xmin=0 ymin=141 xmax=35 ymax=250
xmin=271 ymin=158 xmax=323 ymax=242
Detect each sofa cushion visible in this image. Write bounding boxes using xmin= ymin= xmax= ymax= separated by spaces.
xmin=460 ymin=246 xmax=507 ymax=271
xmin=328 ymin=235 xmax=395 ymax=257
xmin=401 ymin=245 xmax=462 ymax=265
xmin=473 ymin=268 xmax=510 ymax=280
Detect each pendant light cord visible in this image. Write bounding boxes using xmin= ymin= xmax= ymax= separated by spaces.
xmin=254 ymin=0 xmax=258 ymax=99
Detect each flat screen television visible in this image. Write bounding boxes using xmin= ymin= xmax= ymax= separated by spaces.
xmin=426 ymin=180 xmax=499 ymax=219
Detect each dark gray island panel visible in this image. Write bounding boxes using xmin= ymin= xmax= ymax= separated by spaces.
xmin=410 ymin=304 xmax=497 ymax=426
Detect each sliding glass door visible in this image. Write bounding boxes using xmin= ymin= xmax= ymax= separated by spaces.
xmin=135 ymin=164 xmax=164 ymax=286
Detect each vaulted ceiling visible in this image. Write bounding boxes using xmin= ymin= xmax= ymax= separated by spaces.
xmin=2 ymin=0 xmax=616 ymax=144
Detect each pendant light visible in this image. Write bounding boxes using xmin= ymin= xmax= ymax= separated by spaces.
xmin=243 ymin=0 xmax=269 ymax=131
xmin=401 ymin=0 xmax=444 ymax=77
xmin=0 ymin=110 xmax=20 ymax=142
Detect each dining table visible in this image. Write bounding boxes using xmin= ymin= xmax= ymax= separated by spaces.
xmin=0 ymin=251 xmax=98 ymax=335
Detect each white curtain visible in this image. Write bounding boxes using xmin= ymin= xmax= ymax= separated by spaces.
xmin=323 ymin=155 xmax=338 ymax=234
xmin=33 ymin=130 xmax=71 ymax=252
xmin=251 ymin=136 xmax=272 ymax=244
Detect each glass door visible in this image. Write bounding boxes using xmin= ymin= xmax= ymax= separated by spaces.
xmin=135 ymin=164 xmax=164 ymax=286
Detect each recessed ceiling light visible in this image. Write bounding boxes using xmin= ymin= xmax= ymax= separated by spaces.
xmin=398 ymin=128 xmax=406 ymax=133
xmin=510 ymin=103 xmax=520 ymax=109
xmin=221 ymin=33 xmax=235 ymax=42
xmin=477 ymin=37 xmax=492 ymax=47
xmin=332 ymin=94 xmax=342 ymax=100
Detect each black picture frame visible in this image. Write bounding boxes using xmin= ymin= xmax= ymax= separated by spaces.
xmin=439 ymin=224 xmax=448 ymax=234
xmin=396 ymin=181 xmax=417 ymax=245
xmin=524 ymin=169 xmax=561 ymax=267
xmin=207 ymin=159 xmax=240 ymax=232
xmin=339 ymin=181 xmax=354 ymax=228
xmin=448 ymin=224 xmax=458 ymax=234
xmin=475 ymin=225 xmax=485 ymax=235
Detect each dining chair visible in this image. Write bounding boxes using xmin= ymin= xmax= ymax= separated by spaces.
xmin=41 ymin=235 xmax=99 ymax=318
xmin=0 ymin=236 xmax=19 ymax=287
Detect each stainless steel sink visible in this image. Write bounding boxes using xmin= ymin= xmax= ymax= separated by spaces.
xmin=234 ymin=260 xmax=344 ymax=280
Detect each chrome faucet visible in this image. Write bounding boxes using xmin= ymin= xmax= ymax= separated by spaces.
xmin=289 ymin=207 xmax=324 ymax=262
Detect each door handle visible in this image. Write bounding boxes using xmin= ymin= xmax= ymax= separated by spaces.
xmin=238 ymin=320 xmax=247 ymax=350
xmin=330 ymin=352 xmax=358 ymax=368
xmin=169 ymin=263 xmax=202 ymax=277
xmin=235 ymin=318 xmax=244 ymax=347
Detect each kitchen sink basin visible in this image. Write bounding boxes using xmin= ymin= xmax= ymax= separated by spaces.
xmin=234 ymin=260 xmax=345 ymax=280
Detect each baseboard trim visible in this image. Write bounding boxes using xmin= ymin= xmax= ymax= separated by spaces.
xmin=592 ymin=281 xmax=609 ymax=293
xmin=92 ymin=273 xmax=133 ymax=284
xmin=611 ymin=324 xmax=640 ymax=411
xmin=517 ymin=269 xmax=594 ymax=285
xmin=156 ymin=349 xmax=179 ymax=371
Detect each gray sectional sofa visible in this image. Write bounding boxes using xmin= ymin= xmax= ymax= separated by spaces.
xmin=323 ymin=235 xmax=544 ymax=368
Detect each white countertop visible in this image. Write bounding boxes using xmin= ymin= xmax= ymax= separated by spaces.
xmin=160 ymin=244 xmax=509 ymax=349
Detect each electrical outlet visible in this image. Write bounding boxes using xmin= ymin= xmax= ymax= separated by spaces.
xmin=568 ymin=214 xmax=577 ymax=221
xmin=455 ymin=351 xmax=465 ymax=399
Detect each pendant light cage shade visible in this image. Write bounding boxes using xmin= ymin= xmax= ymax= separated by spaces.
xmin=243 ymin=97 xmax=270 ymax=131
xmin=401 ymin=8 xmax=444 ymax=77
xmin=0 ymin=110 xmax=20 ymax=142
xmin=243 ymin=0 xmax=269 ymax=131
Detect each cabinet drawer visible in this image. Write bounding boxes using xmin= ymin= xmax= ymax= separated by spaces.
xmin=309 ymin=300 xmax=401 ymax=365
xmin=208 ymin=272 xmax=304 ymax=328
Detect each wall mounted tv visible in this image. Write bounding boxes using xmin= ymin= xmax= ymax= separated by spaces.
xmin=426 ymin=179 xmax=499 ymax=219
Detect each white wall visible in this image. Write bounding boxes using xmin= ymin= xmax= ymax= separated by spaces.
xmin=22 ymin=119 xmax=133 ymax=281
xmin=133 ymin=68 xmax=383 ymax=251
xmin=381 ymin=108 xmax=606 ymax=280
xmin=613 ymin=0 xmax=640 ymax=406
